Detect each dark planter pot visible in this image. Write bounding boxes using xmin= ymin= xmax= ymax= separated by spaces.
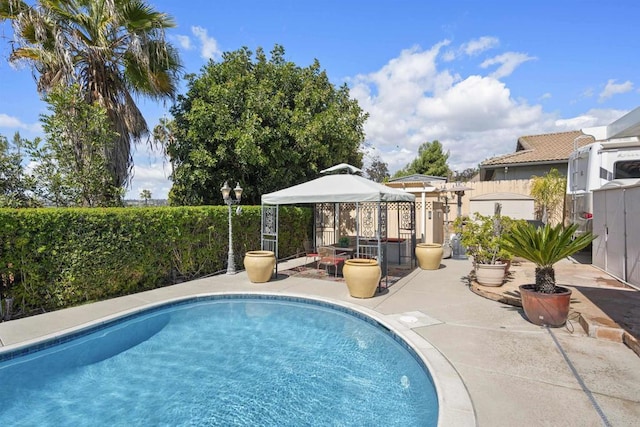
xmin=519 ymin=284 xmax=572 ymax=327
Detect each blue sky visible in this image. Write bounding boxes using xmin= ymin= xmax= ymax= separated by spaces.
xmin=1 ymin=0 xmax=639 ymax=200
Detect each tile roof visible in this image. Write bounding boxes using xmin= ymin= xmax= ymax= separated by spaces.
xmin=388 ymin=174 xmax=447 ymax=183
xmin=481 ymin=130 xmax=595 ymax=166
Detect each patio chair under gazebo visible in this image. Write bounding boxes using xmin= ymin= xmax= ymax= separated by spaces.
xmin=260 ymin=164 xmax=416 ymax=287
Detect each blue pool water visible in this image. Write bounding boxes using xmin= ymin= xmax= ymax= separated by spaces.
xmin=0 ymin=296 xmax=438 ymax=426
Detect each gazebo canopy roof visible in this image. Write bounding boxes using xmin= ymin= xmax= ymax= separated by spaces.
xmin=261 ymin=174 xmax=415 ymax=205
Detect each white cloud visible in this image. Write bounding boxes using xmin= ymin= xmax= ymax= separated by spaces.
xmin=126 ymin=162 xmax=172 ymax=200
xmin=581 ymin=87 xmax=594 ymax=99
xmin=554 ymin=108 xmax=627 ymax=130
xmin=462 ymin=36 xmax=499 ymax=56
xmin=175 ymin=34 xmax=192 ymax=50
xmin=598 ymin=79 xmax=633 ymax=102
xmin=191 ymin=26 xmax=221 ymax=60
xmin=442 ymin=36 xmax=498 ymax=62
xmin=441 ymin=49 xmax=456 ymax=62
xmin=480 ymin=52 xmax=536 ymax=79
xmin=0 ymin=113 xmax=26 ymax=128
xmin=349 ymin=41 xmax=576 ymax=174
xmin=0 ymin=113 xmax=42 ymax=133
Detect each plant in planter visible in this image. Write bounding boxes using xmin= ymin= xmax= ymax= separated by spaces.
xmin=453 ymin=213 xmax=521 ymax=286
xmin=502 ymin=222 xmax=595 ymax=327
xmin=496 ymin=248 xmax=513 ymax=273
xmin=337 ymin=236 xmax=350 ymax=248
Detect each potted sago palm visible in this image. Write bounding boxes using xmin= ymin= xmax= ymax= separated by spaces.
xmin=502 ymin=222 xmax=595 ymax=327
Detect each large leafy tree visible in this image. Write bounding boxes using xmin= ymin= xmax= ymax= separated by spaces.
xmin=167 ymin=45 xmax=367 ymax=205
xmin=26 ymin=84 xmax=121 ymax=207
xmin=393 ymin=140 xmax=451 ymax=178
xmin=451 ymin=167 xmax=479 ymax=182
xmin=1 ymin=0 xmax=182 ymax=196
xmin=365 ymin=155 xmax=390 ymax=183
xmin=0 ymin=132 xmax=37 ymax=207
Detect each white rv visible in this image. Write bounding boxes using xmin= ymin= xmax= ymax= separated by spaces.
xmin=567 ymin=107 xmax=640 ymax=237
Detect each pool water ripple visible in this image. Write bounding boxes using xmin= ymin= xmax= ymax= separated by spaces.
xmin=0 ymin=297 xmax=438 ymax=426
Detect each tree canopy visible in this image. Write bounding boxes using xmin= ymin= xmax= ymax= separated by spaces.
xmin=393 ymin=140 xmax=451 ymax=178
xmin=365 ymin=155 xmax=390 ymax=183
xmin=0 ymin=132 xmax=37 ymax=207
xmin=530 ymin=168 xmax=566 ymax=225
xmin=451 ymin=167 xmax=479 ymax=182
xmin=1 ymin=0 xmax=182 ymax=196
xmin=26 ymin=84 xmax=122 ymax=207
xmin=167 ymin=45 xmax=367 ymax=205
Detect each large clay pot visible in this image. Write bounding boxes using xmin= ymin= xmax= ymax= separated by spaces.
xmin=519 ymin=284 xmax=572 ymax=327
xmin=244 ymin=250 xmax=276 ymax=283
xmin=475 ymin=263 xmax=506 ymax=286
xmin=415 ymin=243 xmax=443 ymax=270
xmin=343 ymin=259 xmax=381 ymax=298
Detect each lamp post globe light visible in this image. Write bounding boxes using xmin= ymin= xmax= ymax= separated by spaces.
xmin=221 ymin=181 xmax=243 ymax=275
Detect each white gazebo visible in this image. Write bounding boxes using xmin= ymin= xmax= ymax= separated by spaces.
xmin=261 ymin=165 xmax=416 ymax=285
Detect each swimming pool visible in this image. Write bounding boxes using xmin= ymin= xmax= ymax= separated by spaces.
xmin=0 ymin=295 xmax=438 ymax=426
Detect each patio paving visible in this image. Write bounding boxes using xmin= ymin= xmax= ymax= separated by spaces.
xmin=1 ymin=256 xmax=639 ymax=426
xmin=469 ymin=257 xmax=640 ymax=357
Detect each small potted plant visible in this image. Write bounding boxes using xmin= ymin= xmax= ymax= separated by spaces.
xmin=502 ymin=222 xmax=595 ymax=327
xmin=453 ymin=213 xmax=516 ymax=286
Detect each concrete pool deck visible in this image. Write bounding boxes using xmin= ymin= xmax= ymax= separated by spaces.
xmin=1 ymin=257 xmax=639 ymax=426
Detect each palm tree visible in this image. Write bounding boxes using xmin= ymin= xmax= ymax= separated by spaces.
xmin=140 ymin=188 xmax=151 ymax=205
xmin=502 ymin=222 xmax=595 ymax=293
xmin=1 ymin=0 xmax=182 ymax=199
xmin=529 ymin=168 xmax=566 ymax=225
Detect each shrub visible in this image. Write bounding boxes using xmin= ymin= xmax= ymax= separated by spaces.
xmin=0 ymin=205 xmax=311 ymax=317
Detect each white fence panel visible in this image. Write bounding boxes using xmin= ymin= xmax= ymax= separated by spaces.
xmin=606 ymin=189 xmax=626 ymax=280
xmin=593 ymin=181 xmax=640 ymax=287
xmin=625 ymin=186 xmax=640 ymax=287
xmin=592 ymin=190 xmax=607 ymax=270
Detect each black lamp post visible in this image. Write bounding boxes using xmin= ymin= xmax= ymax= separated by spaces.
xmin=221 ymin=181 xmax=243 ymax=275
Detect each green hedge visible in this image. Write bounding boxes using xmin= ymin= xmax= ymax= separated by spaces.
xmin=0 ymin=206 xmax=311 ymax=317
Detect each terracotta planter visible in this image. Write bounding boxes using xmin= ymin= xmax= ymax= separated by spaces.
xmin=244 ymin=250 xmax=276 ymax=283
xmin=475 ymin=263 xmax=506 ymax=286
xmin=343 ymin=259 xmax=381 ymax=298
xmin=415 ymin=243 xmax=443 ymax=270
xmin=519 ymin=284 xmax=572 ymax=327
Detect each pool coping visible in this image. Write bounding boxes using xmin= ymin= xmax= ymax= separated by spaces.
xmin=0 ymin=290 xmax=476 ymax=426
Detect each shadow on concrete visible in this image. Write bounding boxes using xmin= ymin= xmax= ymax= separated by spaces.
xmin=570 ymin=249 xmax=592 ymax=265
xmin=279 ymin=263 xmax=415 ymax=289
xmin=574 ymin=285 xmax=640 ymax=344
